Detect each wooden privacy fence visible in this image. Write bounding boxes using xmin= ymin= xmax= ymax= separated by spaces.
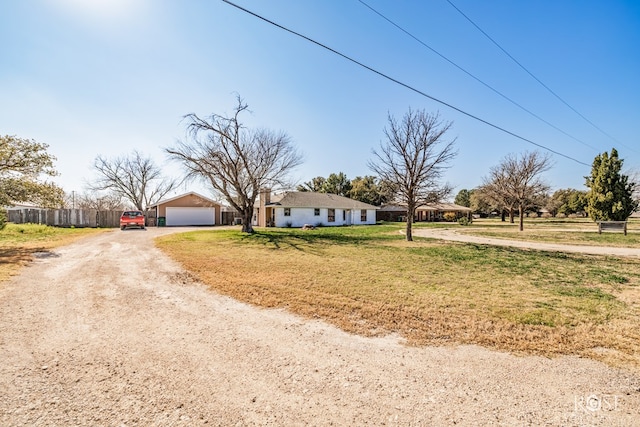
xmin=5 ymin=209 xmax=150 ymax=228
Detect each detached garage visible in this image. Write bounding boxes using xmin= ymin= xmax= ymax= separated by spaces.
xmin=152 ymin=192 xmax=222 ymax=226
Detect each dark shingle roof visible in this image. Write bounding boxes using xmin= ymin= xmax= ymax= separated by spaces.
xmin=268 ymin=192 xmax=378 ymax=209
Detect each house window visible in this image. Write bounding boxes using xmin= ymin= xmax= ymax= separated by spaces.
xmin=361 ymin=209 xmax=367 ymax=222
xmin=284 ymin=208 xmax=291 ymax=216
xmin=314 ymin=208 xmax=320 ymax=216
xmin=328 ymin=208 xmax=335 ymax=222
xmin=343 ymin=210 xmax=346 ymax=221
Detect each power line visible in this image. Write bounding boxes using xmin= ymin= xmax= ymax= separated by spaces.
xmin=445 ymin=0 xmax=636 ymax=154
xmin=221 ymin=0 xmax=591 ymax=167
xmin=357 ymin=0 xmax=599 ymax=153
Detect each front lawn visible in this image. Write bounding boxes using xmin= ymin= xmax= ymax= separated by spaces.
xmin=156 ymin=224 xmax=640 ymax=369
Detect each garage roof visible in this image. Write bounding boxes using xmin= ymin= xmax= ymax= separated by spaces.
xmin=151 ymin=191 xmax=220 ymax=208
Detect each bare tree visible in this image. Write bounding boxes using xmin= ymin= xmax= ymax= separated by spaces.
xmin=368 ymin=109 xmax=457 ymax=241
xmin=627 ymin=168 xmax=640 ymax=204
xmin=478 ymin=172 xmax=518 ymax=223
xmin=91 ymin=150 xmax=177 ymax=210
xmin=67 ymin=190 xmax=125 ymax=210
xmin=481 ymin=151 xmax=552 ymax=231
xmin=166 ymin=97 xmax=303 ymax=233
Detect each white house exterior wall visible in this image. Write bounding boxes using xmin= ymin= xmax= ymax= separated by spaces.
xmin=273 ymin=207 xmax=376 ymax=227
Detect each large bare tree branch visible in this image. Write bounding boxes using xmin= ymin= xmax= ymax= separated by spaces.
xmin=166 ymin=96 xmax=303 ymax=233
xmin=91 ymin=150 xmax=178 ymax=211
xmin=368 ymin=109 xmax=457 ymax=241
xmin=481 ymin=151 xmax=552 ymax=230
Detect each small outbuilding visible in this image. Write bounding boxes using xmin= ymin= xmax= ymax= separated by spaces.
xmin=151 ymin=192 xmax=222 ymax=226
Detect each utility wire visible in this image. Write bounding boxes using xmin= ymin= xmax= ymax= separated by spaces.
xmin=357 ymin=0 xmax=599 ymax=152
xmin=445 ymin=0 xmax=635 ymax=154
xmin=222 ymin=0 xmax=590 ymax=167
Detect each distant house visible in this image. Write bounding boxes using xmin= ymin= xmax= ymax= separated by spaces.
xmin=151 ymin=192 xmax=222 ymax=226
xmin=377 ymin=203 xmax=472 ymax=222
xmin=255 ymin=190 xmax=378 ymax=228
xmin=415 ymin=203 xmax=472 ymax=221
xmin=375 ymin=204 xmax=407 ymax=222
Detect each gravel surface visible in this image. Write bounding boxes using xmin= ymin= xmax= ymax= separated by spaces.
xmin=1 ymin=227 xmax=639 ymax=426
xmin=413 ymin=227 xmax=640 ymax=257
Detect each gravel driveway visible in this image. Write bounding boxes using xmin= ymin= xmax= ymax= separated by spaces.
xmin=1 ymin=227 xmax=639 ymax=426
xmin=412 ymin=228 xmax=640 ymax=257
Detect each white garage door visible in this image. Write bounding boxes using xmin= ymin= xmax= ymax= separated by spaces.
xmin=165 ymin=207 xmax=215 ymax=226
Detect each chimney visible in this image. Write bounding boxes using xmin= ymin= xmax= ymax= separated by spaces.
xmin=258 ymin=188 xmax=271 ymax=227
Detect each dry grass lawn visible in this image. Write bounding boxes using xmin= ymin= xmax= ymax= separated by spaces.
xmin=156 ymin=223 xmax=640 ymax=370
xmin=461 ymin=218 xmax=640 ymax=248
xmin=0 ymin=223 xmax=107 ymax=282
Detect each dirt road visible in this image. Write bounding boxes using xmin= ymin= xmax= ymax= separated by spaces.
xmin=1 ymin=228 xmax=639 ymax=426
xmin=413 ymin=227 xmax=640 ymax=257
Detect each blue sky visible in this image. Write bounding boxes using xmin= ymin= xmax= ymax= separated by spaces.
xmin=1 ymin=0 xmax=638 ymax=202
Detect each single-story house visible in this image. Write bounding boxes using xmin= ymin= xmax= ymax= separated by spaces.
xmin=415 ymin=203 xmax=472 ymax=221
xmin=377 ymin=202 xmax=472 ymax=222
xmin=375 ymin=203 xmax=407 ymax=222
xmin=255 ymin=190 xmax=378 ymax=228
xmin=151 ymin=192 xmax=222 ymax=226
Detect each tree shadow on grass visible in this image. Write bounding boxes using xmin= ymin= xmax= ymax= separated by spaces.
xmin=239 ymin=227 xmax=400 ymax=252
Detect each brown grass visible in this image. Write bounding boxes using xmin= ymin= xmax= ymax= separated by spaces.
xmin=460 ymin=217 xmax=640 ymax=248
xmin=156 ymin=225 xmax=640 ymax=370
xmin=0 ymin=223 xmax=108 ymax=282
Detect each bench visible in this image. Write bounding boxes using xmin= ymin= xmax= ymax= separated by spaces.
xmin=597 ymin=221 xmax=627 ymax=235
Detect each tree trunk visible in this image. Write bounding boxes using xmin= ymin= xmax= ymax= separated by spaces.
xmin=519 ymin=204 xmax=524 ymax=231
xmin=509 ymin=208 xmax=515 ymax=223
xmin=405 ymin=216 xmax=413 ymax=241
xmin=405 ymin=206 xmax=414 ymax=241
xmin=501 ymin=210 xmax=506 ymax=222
xmin=241 ymin=208 xmax=254 ymax=233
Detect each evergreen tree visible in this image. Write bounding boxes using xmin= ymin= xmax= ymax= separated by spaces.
xmin=585 ymin=148 xmax=638 ymax=221
xmin=454 ymin=189 xmax=471 ymax=207
xmin=321 ymin=172 xmax=352 ymax=197
xmin=349 ymin=175 xmax=385 ymax=205
xmin=297 ymin=176 xmax=325 ymax=192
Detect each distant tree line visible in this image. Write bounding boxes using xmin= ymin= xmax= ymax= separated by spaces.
xmin=454 ymin=148 xmax=638 ymax=230
xmin=296 ymin=173 xmax=393 ymax=206
xmin=3 ymin=93 xmax=637 ymax=236
xmin=455 ymin=186 xmax=589 ymax=220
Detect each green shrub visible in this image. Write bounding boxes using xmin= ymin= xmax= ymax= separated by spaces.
xmin=0 ymin=210 xmax=6 ymax=230
xmin=458 ymin=216 xmax=472 ymax=226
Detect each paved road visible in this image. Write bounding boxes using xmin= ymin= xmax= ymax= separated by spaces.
xmin=413 ymin=228 xmax=640 ymax=257
xmin=1 ymin=227 xmax=638 ymax=425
